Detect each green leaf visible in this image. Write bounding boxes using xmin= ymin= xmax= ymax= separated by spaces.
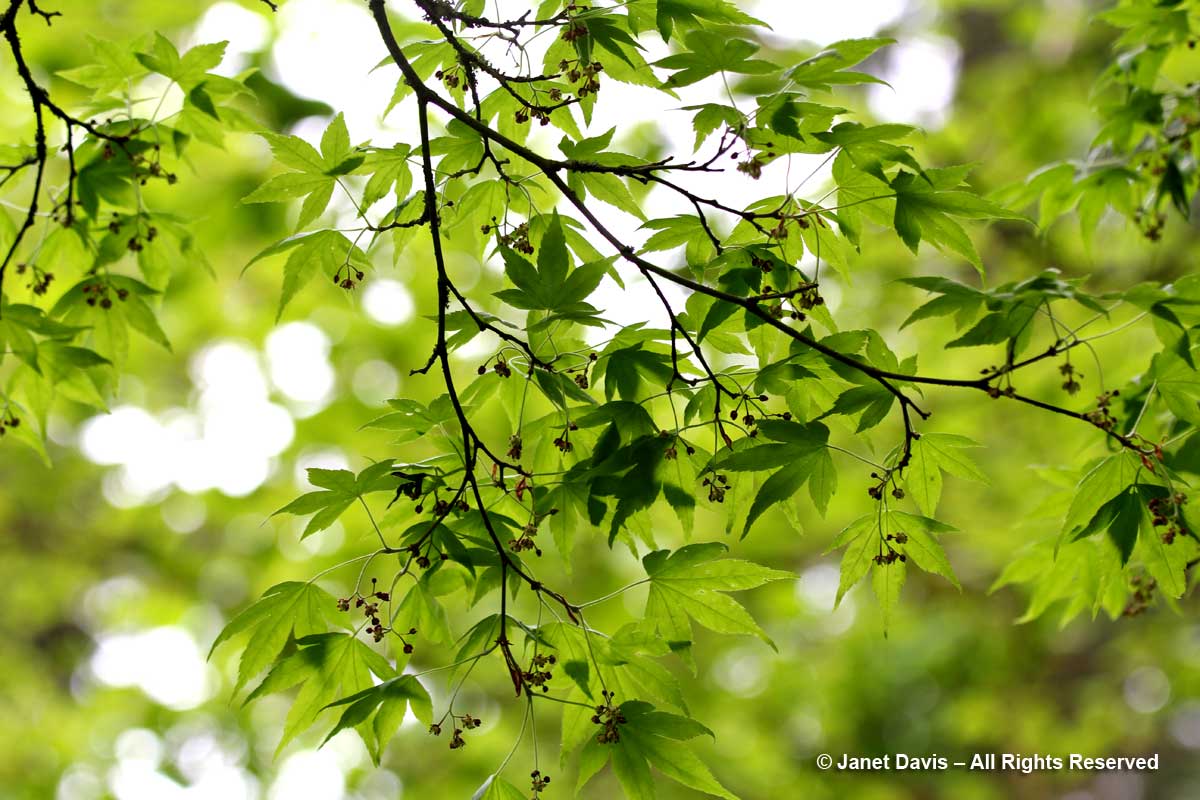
xmin=788 ymin=37 xmax=894 ymax=90
xmin=890 ymin=169 xmax=1027 ymax=274
xmin=119 ymin=292 xmax=172 ymax=351
xmin=871 ymin=559 xmax=906 ymax=635
xmin=656 ymin=30 xmax=777 ymax=87
xmin=1137 ymin=516 xmax=1198 ymax=600
xmin=828 ymin=515 xmax=875 ymax=607
xmin=1152 ymin=348 xmax=1200 ymax=425
xmin=829 ymin=511 xmax=959 ymax=607
xmin=643 ymin=542 xmax=792 ymax=651
xmin=728 ymin=424 xmax=839 ymax=527
xmin=320 ymin=112 xmax=353 ymax=168
xmin=1060 ymin=453 xmax=1141 ymax=542
xmin=394 ymin=577 xmax=453 ymax=645
xmin=261 ymin=131 xmax=325 ymax=173
xmin=494 ymin=212 xmax=606 ymax=314
xmin=655 ymin=0 xmax=765 ymax=41
xmin=272 ymin=463 xmax=391 ymax=538
xmin=209 ymin=582 xmax=341 ymax=693
xmin=246 ymin=114 xmax=362 ymax=230
xmin=578 ymin=701 xmax=737 ymax=800
xmin=471 ymin=776 xmax=527 ymax=800
xmin=891 ymin=511 xmax=960 ymax=589
xmin=905 ymin=433 xmax=987 ymax=516
xmin=1071 ymin=484 xmax=1144 ymax=564
xmin=829 ymin=384 xmax=894 ymax=432
xmin=244 ymin=230 xmax=367 ymax=320
xmin=247 ymin=632 xmax=393 ymax=755
xmin=582 ymin=173 xmax=646 ymax=219
xmin=360 ymin=145 xmax=413 ymax=209
xmin=537 ymin=210 xmax=570 ymax=289
xmin=323 ymin=674 xmax=431 ymax=763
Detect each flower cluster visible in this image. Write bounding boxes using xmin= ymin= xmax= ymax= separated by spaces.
xmin=509 ymin=520 xmax=542 ymax=556
xmin=530 ymin=769 xmax=551 ymax=798
xmin=336 ymin=579 xmax=414 ymax=647
xmin=430 ymin=712 xmax=482 ymax=750
xmin=1148 ymin=493 xmax=1189 ymax=545
xmin=1059 ymin=361 xmax=1082 ymax=395
xmin=591 ymin=691 xmax=627 ymax=744
xmin=703 ymin=473 xmax=729 ymax=503
xmin=0 ymin=409 xmax=20 ymax=437
xmin=14 ymin=262 xmax=52 ymax=295
xmin=873 ymin=532 xmax=909 ymax=566
xmin=332 ymin=263 xmax=365 ymax=290
xmin=82 ymin=280 xmax=129 ymax=309
xmin=1083 ymin=391 xmax=1119 ymax=431
xmin=522 ymin=653 xmax=556 ymax=692
xmin=1123 ymin=574 xmax=1157 ymax=617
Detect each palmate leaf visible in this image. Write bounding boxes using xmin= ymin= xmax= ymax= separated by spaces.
xmin=1152 ymin=347 xmax=1200 ymax=426
xmin=244 ymin=229 xmax=371 ymax=320
xmin=577 ymin=701 xmax=736 ymax=800
xmin=272 ymin=460 xmax=398 ymax=538
xmin=898 ymin=276 xmax=987 ymax=330
xmin=828 ymin=382 xmax=894 ymax=432
xmin=655 ymin=29 xmax=777 ymax=88
xmin=33 ymin=343 xmax=111 ymax=411
xmin=991 ymin=535 xmax=1129 ymax=624
xmin=787 ymin=37 xmax=894 ymax=91
xmin=245 ymin=632 xmax=395 ymax=755
xmin=601 ymin=624 xmax=690 ymax=711
xmin=686 ymin=102 xmax=743 ymax=150
xmin=323 ymin=674 xmax=432 ymax=764
xmin=136 ymin=34 xmax=226 ymax=90
xmin=639 ymin=214 xmax=711 ymax=253
xmin=998 ymin=514 xmax=1199 ymax=624
xmin=243 ymin=113 xmax=363 ymax=229
xmin=56 ymin=35 xmax=147 ymax=94
xmin=49 ymin=275 xmax=172 ymax=360
xmin=393 ymin=575 xmax=454 ymax=645
xmin=1070 ymin=484 xmax=1147 ymax=564
xmin=549 ymin=618 xmax=691 ymax=767
xmin=208 ymin=581 xmax=344 ymax=693
xmin=1059 ymin=452 xmax=1142 ymax=543
xmin=471 ymin=775 xmax=527 ymax=800
xmin=828 ymin=511 xmax=959 ymax=625
xmin=653 ymin=0 xmax=765 ymax=42
xmin=582 ymin=172 xmax=646 ymax=219
xmin=547 ymin=621 xmax=690 ymax=765
xmin=642 ymin=542 xmax=793 ymax=660
xmin=360 ymin=144 xmax=412 ymax=209
xmin=904 ymin=433 xmax=987 ymax=516
xmin=1138 ymin=513 xmax=1200 ymax=600
xmin=720 ymin=420 xmax=837 ymax=535
xmin=890 ymin=168 xmax=1029 ymax=273
xmin=495 ymin=211 xmax=608 ymax=313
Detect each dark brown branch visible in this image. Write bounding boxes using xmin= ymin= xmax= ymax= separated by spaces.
xmin=416 ymin=0 xmax=575 ymax=116
xmin=0 ymin=0 xmax=132 ymax=310
xmin=0 ymin=0 xmax=48 ymax=303
xmin=420 ymin=0 xmax=569 ymax=32
xmin=26 ymin=0 xmax=59 ymax=25
xmin=413 ymin=92 xmax=579 ymax=673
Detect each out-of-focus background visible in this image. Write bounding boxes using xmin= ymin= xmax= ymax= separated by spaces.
xmin=1 ymin=1 xmax=1198 ymax=799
